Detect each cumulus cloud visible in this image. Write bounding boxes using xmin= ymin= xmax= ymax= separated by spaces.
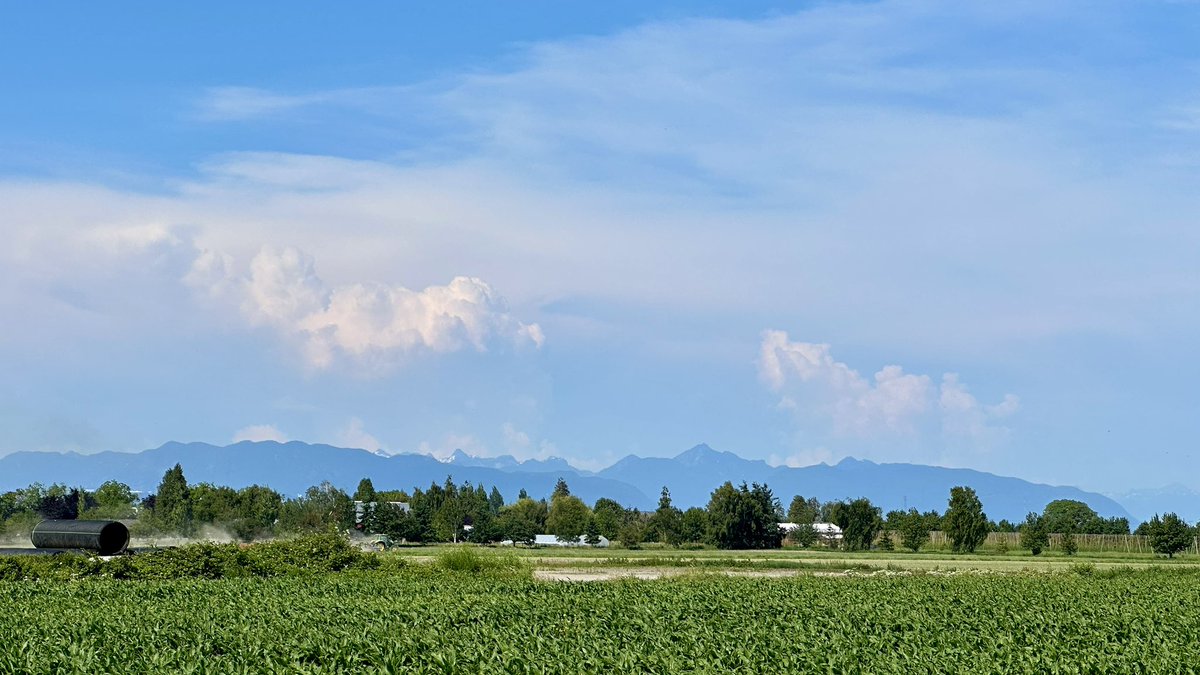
xmin=198 ymin=245 xmax=543 ymax=370
xmin=337 ymin=417 xmax=384 ymax=453
xmin=500 ymin=422 xmax=531 ymax=452
xmin=759 ymin=330 xmax=932 ymax=436
xmin=940 ymin=374 xmax=1020 ymax=448
xmin=759 ymin=330 xmax=1017 ymax=452
xmin=232 ymin=424 xmax=288 ymax=443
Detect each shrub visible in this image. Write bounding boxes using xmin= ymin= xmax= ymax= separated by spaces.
xmin=0 ymin=533 xmax=379 ymax=581
xmin=435 ymin=546 xmax=526 ymax=575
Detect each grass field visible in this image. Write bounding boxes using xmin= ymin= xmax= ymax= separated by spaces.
xmin=387 ymin=543 xmax=1200 ymax=575
xmin=5 ymin=560 xmax=1200 ymax=673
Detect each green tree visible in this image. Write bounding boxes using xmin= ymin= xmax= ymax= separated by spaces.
xmin=591 ymin=498 xmax=627 ymax=540
xmin=898 ymin=508 xmax=931 ymax=553
xmin=786 ymin=495 xmax=820 ymax=524
xmin=877 ymin=530 xmax=894 ymax=551
xmin=488 ymin=487 xmax=505 ymax=514
xmin=706 ymin=482 xmax=783 ymax=550
xmin=584 ymin=518 xmax=602 ymax=546
xmin=432 ymin=480 xmax=469 ymax=543
xmin=789 ymin=522 xmax=818 ymax=548
xmin=232 ymin=485 xmax=282 ymax=541
xmin=551 ymin=478 xmax=570 ymax=500
xmin=277 ymin=482 xmax=353 ymax=533
xmin=190 ymin=483 xmax=238 ymax=525
xmin=1042 ymin=499 xmax=1097 ymax=534
xmin=1146 ymin=513 xmax=1194 ymax=558
xmin=497 ymin=498 xmax=547 ymax=545
xmin=679 ymin=507 xmax=710 ymax=544
xmin=829 ymin=498 xmax=881 ymax=551
xmin=548 ymin=495 xmax=591 ymax=543
xmin=353 ymin=478 xmax=377 ymax=504
xmin=1061 ymin=528 xmax=1078 ymax=556
xmin=649 ymin=486 xmax=683 ymax=546
xmin=154 ymin=464 xmax=193 ymax=534
xmin=1019 ymin=512 xmax=1049 ymax=555
xmin=38 ymin=484 xmax=86 ymax=520
xmin=89 ymin=480 xmax=136 ymax=519
xmin=944 ymin=486 xmax=988 ymax=553
xmin=617 ymin=519 xmax=645 ymax=549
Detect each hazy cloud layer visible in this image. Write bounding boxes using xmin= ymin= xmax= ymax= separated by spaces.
xmin=232 ymin=424 xmax=288 ymax=443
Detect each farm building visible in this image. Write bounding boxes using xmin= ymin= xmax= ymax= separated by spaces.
xmin=778 ymin=522 xmax=843 ymax=540
xmin=500 ymin=534 xmax=610 ymax=547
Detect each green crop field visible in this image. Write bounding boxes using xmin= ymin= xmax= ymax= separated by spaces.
xmin=5 ymin=563 xmax=1200 ymax=673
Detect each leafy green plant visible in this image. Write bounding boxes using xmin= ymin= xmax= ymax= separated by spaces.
xmin=3 ymin=566 xmax=1200 ymax=671
xmin=434 ymin=546 xmax=526 ymax=575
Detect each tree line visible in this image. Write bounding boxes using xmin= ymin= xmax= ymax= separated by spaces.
xmin=1 ymin=465 xmax=1195 ymax=557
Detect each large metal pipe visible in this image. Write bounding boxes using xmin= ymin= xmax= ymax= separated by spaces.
xmin=31 ymin=520 xmax=130 ymax=555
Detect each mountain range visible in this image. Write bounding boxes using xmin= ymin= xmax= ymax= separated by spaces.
xmin=1110 ymin=484 xmax=1200 ymax=525
xmin=0 ymin=441 xmax=1160 ymax=522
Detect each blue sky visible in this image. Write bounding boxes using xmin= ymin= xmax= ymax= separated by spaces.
xmin=1 ymin=1 xmax=1198 ymax=493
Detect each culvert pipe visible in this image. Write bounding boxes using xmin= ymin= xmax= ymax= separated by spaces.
xmin=31 ymin=520 xmax=130 ymax=555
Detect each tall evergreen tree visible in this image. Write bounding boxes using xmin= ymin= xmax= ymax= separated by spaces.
xmin=552 ymin=478 xmax=570 ymax=500
xmin=488 ymin=486 xmax=505 ymax=514
xmin=155 ymin=464 xmax=192 ymax=534
xmin=353 ymin=478 xmax=377 ymax=503
xmin=650 ymin=486 xmax=682 ymax=546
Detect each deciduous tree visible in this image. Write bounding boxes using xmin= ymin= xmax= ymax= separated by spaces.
xmin=829 ymin=498 xmax=881 ymax=551
xmin=898 ymin=508 xmax=931 ymax=553
xmin=548 ymin=495 xmax=591 ymax=543
xmin=1147 ymin=513 xmax=1193 ymax=558
xmin=706 ymin=482 xmax=783 ymax=550
xmin=1019 ymin=512 xmax=1048 ymax=555
xmin=944 ymin=486 xmax=988 ymax=553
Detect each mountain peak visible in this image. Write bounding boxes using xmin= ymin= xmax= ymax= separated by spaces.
xmin=674 ymin=443 xmax=718 ymax=461
xmin=834 ymin=456 xmax=874 ymax=468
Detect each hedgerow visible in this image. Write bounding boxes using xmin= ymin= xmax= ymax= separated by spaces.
xmin=0 ymin=533 xmax=391 ymax=581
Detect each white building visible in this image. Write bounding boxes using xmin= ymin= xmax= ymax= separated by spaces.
xmin=778 ymin=522 xmax=843 ymax=539
xmin=501 ymin=534 xmax=610 ymax=547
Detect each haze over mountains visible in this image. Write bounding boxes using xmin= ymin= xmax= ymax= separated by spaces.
xmin=1 ymin=441 xmax=1162 ymax=522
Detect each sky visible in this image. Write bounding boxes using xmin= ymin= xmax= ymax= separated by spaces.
xmin=1 ymin=1 xmax=1198 ymax=494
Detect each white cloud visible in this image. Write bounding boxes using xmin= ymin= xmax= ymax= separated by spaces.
xmin=760 ymin=330 xmax=1018 ymax=454
xmin=232 ymin=424 xmax=288 ymax=443
xmin=212 ymin=245 xmax=543 ymax=370
xmin=500 ymin=422 xmax=531 ymax=452
xmin=337 ymin=417 xmax=384 ymax=453
xmin=759 ymin=329 xmax=932 ymax=436
xmin=940 ymin=374 xmax=1020 ymax=448
xmin=197 ymin=87 xmax=330 ymax=122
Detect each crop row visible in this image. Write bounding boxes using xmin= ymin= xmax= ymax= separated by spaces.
xmin=4 ymin=569 xmax=1199 ymax=673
